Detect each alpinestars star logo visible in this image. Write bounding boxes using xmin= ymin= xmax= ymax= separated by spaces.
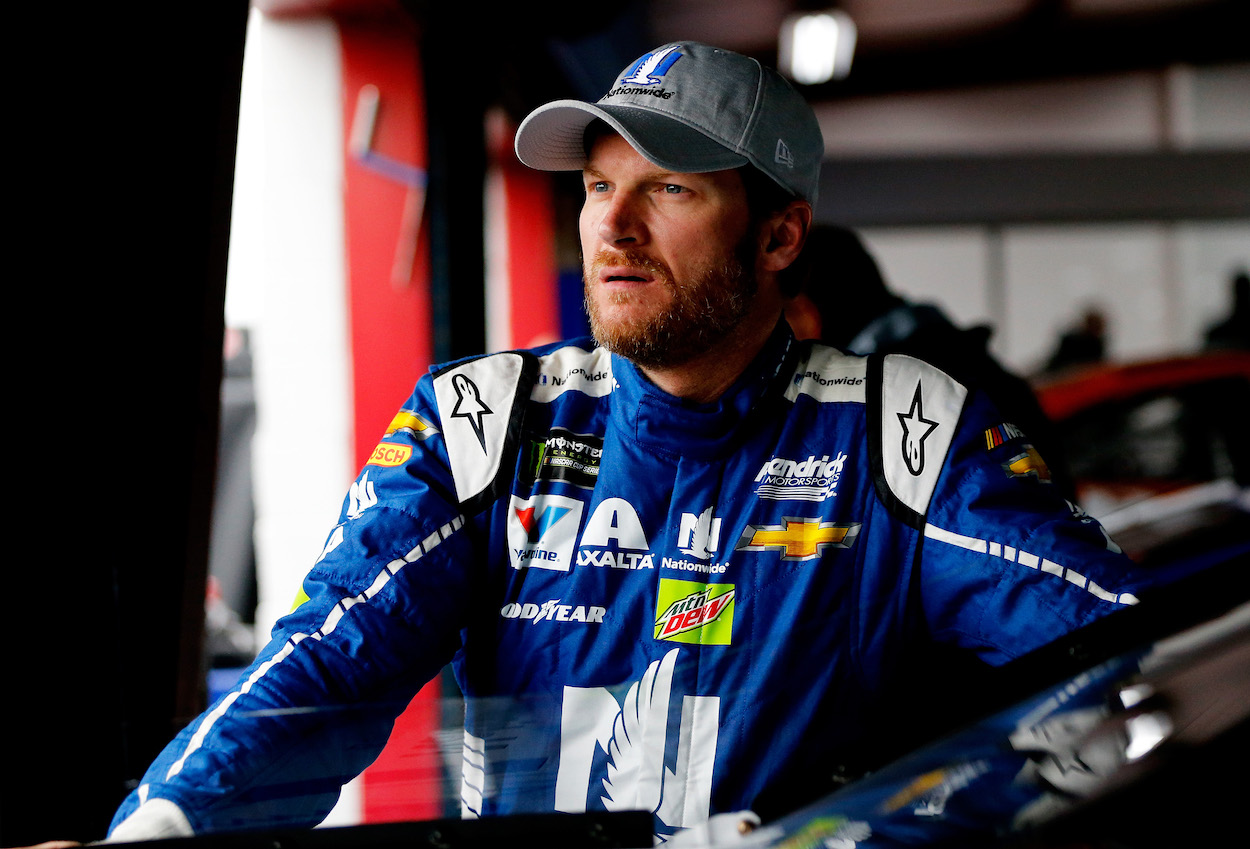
xmin=450 ymin=373 xmax=492 ymax=454
xmin=897 ymin=381 xmax=938 ymax=476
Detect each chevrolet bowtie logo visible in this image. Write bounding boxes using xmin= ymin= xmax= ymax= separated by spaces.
xmin=1004 ymin=445 xmax=1052 ymax=483
xmin=736 ymin=519 xmax=862 ymax=561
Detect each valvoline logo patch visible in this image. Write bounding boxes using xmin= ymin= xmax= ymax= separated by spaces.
xmin=515 ymin=502 xmax=573 ymax=543
xmin=654 ymin=578 xmax=735 ymax=645
xmin=507 ymin=493 xmax=583 ymax=572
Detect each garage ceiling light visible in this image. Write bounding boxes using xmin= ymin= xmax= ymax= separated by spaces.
xmin=780 ymin=9 xmax=858 ymax=85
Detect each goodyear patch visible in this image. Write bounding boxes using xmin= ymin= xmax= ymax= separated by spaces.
xmin=655 ymin=578 xmax=735 ymax=645
xmin=367 ymin=442 xmax=413 ymax=467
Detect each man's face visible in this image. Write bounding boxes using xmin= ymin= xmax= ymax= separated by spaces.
xmin=579 ymin=132 xmax=758 ymax=369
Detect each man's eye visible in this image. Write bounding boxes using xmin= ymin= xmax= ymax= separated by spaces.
xmin=663 ymin=184 xmax=686 ymax=194
xmin=589 ymin=181 xmax=609 ymax=193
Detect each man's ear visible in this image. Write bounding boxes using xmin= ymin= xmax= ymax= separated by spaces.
xmin=759 ymin=201 xmax=812 ymax=273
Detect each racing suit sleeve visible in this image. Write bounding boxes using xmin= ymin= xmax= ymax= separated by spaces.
xmin=106 ymin=368 xmax=492 ymax=839
xmin=875 ymin=354 xmax=1141 ymax=667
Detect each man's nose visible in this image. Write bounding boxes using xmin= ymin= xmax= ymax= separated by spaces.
xmin=597 ymin=194 xmax=647 ymax=246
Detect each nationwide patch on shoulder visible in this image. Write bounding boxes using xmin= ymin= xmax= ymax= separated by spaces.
xmin=654 ymin=578 xmax=735 ymax=645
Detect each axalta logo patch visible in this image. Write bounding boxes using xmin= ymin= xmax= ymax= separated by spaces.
xmin=654 ymin=578 xmax=735 ymax=645
xmin=754 ymin=453 xmax=848 ymax=502
xmin=384 ymin=410 xmax=439 ymax=440
xmin=576 ymin=497 xmax=655 ymax=570
xmin=507 ymin=494 xmax=583 ymax=571
xmin=736 ymin=518 xmax=861 ymax=561
xmin=367 ymin=443 xmax=412 ymax=467
xmin=501 ymin=599 xmax=605 ymax=625
xmin=579 ymin=549 xmax=655 ymax=570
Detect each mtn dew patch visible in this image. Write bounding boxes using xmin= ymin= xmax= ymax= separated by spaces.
xmin=654 ymin=578 xmax=736 ymax=645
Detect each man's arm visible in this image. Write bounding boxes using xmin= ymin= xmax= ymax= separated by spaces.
xmin=909 ymin=360 xmax=1140 ymax=665
xmin=107 ymin=370 xmax=486 ymax=839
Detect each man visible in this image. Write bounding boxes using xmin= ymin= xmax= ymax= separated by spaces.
xmin=106 ymin=42 xmax=1140 ymax=843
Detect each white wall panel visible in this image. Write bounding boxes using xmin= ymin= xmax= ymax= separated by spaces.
xmin=1173 ymin=63 xmax=1250 ymax=148
xmin=1000 ymin=224 xmax=1175 ymax=372
xmin=227 ymin=10 xmax=352 ymax=641
xmin=858 ymin=225 xmax=994 ymax=330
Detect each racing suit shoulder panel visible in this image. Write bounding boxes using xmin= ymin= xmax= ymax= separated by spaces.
xmin=432 ymin=350 xmax=539 ymax=514
xmin=869 ymin=353 xmax=969 ymax=527
xmin=783 ymin=342 xmax=869 ymax=405
xmin=530 ymin=341 xmax=615 ymax=402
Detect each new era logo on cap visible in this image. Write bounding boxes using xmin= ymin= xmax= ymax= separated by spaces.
xmin=775 ymin=139 xmax=795 ymax=170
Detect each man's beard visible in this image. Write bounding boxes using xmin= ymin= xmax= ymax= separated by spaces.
xmin=583 ymin=239 xmax=758 ymax=369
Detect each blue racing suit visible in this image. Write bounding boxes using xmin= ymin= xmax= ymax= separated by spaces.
xmin=108 ymin=324 xmax=1140 ymax=840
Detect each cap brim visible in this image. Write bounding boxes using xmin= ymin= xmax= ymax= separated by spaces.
xmin=515 ymin=100 xmax=749 ymax=175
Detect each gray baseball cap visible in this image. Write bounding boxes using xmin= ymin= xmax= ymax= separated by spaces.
xmin=515 ymin=41 xmax=824 ymax=205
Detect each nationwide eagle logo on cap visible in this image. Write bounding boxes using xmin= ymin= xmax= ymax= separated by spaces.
xmin=619 ymin=45 xmax=683 ymax=86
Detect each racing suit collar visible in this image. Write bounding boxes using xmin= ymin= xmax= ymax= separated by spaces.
xmin=611 ymin=320 xmax=797 ymax=460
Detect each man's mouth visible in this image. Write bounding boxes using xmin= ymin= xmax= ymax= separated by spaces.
xmin=597 ymin=264 xmax=657 ymax=287
xmin=588 ymin=251 xmax=670 ymax=289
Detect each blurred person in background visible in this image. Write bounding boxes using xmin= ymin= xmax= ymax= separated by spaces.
xmin=784 ymin=223 xmax=1074 ymax=500
xmin=1043 ymin=306 xmax=1107 ymax=373
xmin=1204 ymin=268 xmax=1249 ymax=351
